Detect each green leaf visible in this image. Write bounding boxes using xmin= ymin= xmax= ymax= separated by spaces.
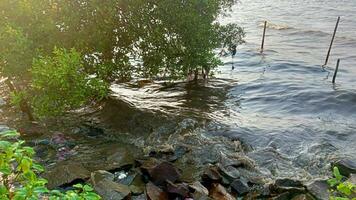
xmin=0 ymin=141 xmax=12 ymax=150
xmin=0 ymin=185 xmax=9 ymax=195
xmin=32 ymin=163 xmax=45 ymax=172
xmin=333 ymin=167 xmax=343 ymax=182
xmin=83 ymin=185 xmax=94 ymax=192
xmin=337 ymin=182 xmax=352 ymax=195
xmin=328 ymin=178 xmax=339 ymax=187
xmin=73 ymin=184 xmax=83 ymax=189
xmin=0 ymin=130 xmax=20 ymax=138
xmin=0 ymin=166 xmax=11 ymax=175
xmin=33 ymin=186 xmax=49 ymax=194
xmin=82 ymin=192 xmax=101 ymax=200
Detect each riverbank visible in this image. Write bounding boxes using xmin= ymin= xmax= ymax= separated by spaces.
xmin=1 ymin=81 xmax=355 ymax=199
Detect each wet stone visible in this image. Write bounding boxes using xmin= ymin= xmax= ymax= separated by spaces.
xmin=291 ymin=194 xmax=316 ymax=200
xmin=275 ymin=178 xmax=304 ymax=188
xmin=43 ymin=161 xmax=91 ymax=189
xmin=332 ymin=159 xmax=356 ymax=177
xmin=217 ymin=164 xmax=240 ymax=184
xmin=146 ymin=161 xmax=181 ymax=186
xmin=202 ymin=166 xmax=222 ymax=184
xmin=189 ymin=181 xmax=209 ymax=197
xmin=114 ymin=170 xmax=137 ymax=185
xmin=306 ymin=180 xmax=329 ymax=200
xmin=209 ymin=183 xmax=235 ymax=200
xmin=91 ymin=170 xmax=114 ymax=186
xmin=166 ymin=180 xmax=190 ymax=198
xmin=230 ymin=179 xmax=250 ymax=195
xmin=94 ymin=178 xmax=131 ymax=200
xmin=348 ymin=174 xmax=356 ymax=184
xmin=146 ymin=182 xmax=169 ymax=200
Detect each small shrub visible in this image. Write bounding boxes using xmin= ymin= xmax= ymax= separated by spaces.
xmin=0 ymin=130 xmax=101 ymax=200
xmin=328 ymin=166 xmax=356 ymax=200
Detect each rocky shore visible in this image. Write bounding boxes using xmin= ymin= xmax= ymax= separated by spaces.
xmin=1 ymin=94 xmax=355 ymax=200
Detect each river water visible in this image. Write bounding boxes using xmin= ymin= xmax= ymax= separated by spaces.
xmin=216 ymin=0 xmax=356 ymax=178
xmin=109 ymin=0 xmax=356 ymax=180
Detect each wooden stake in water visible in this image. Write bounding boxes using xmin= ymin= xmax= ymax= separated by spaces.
xmin=324 ymin=17 xmax=340 ymax=66
xmin=260 ymin=21 xmax=267 ymax=53
xmin=332 ymin=59 xmax=340 ymax=83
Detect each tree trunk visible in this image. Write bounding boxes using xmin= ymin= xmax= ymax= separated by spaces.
xmin=5 ymin=78 xmax=35 ymax=121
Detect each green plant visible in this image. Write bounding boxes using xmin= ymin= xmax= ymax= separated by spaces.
xmin=30 ymin=48 xmax=109 ymax=118
xmin=328 ymin=167 xmax=356 ymax=200
xmin=0 ymin=130 xmax=101 ymax=200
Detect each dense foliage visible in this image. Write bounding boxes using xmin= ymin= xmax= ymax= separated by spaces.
xmin=328 ymin=167 xmax=356 ymax=200
xmin=0 ymin=0 xmax=244 ymax=118
xmin=0 ymin=130 xmax=101 ymax=200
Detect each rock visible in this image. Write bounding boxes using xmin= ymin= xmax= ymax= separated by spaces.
xmin=217 ymin=164 xmax=240 ymax=184
xmin=115 ymin=171 xmax=137 ymax=185
xmin=149 ymin=145 xmax=189 ymax=162
xmin=291 ymin=194 xmax=315 ymax=200
xmin=275 ymin=178 xmax=304 ymax=188
xmin=0 ymin=98 xmax=5 ymax=107
xmin=271 ymin=178 xmax=305 ymax=194
xmin=145 ymin=161 xmax=181 ymax=186
xmin=230 ymin=179 xmax=250 ymax=195
xmin=332 ymin=159 xmax=356 ymax=177
xmin=348 ymin=174 xmax=356 ymax=184
xmin=43 ymin=161 xmax=90 ymax=189
xmin=209 ymin=183 xmax=235 ymax=200
xmin=166 ymin=180 xmax=190 ymax=197
xmin=306 ymin=180 xmax=329 ymax=200
xmin=146 ymin=182 xmax=169 ymax=200
xmin=189 ymin=181 xmax=209 ymax=196
xmin=202 ymin=166 xmax=222 ymax=184
xmin=0 ymin=125 xmax=9 ymax=133
xmin=94 ymin=178 xmax=131 ymax=200
xmin=132 ymin=194 xmax=147 ymax=200
xmin=130 ymin=185 xmax=144 ymax=195
xmin=91 ymin=170 xmax=114 ymax=186
xmin=130 ymin=172 xmax=146 ymax=195
xmin=271 ymin=192 xmax=292 ymax=200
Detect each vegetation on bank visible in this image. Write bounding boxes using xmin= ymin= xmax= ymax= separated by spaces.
xmin=328 ymin=167 xmax=356 ymax=200
xmin=0 ymin=130 xmax=101 ymax=200
xmin=0 ymin=0 xmax=245 ymax=119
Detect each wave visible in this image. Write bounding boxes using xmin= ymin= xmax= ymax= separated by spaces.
xmin=258 ymin=21 xmax=293 ymax=30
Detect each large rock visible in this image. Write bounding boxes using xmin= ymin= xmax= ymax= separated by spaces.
xmin=271 ymin=178 xmax=305 ymax=194
xmin=91 ymin=170 xmax=114 ymax=186
xmin=202 ymin=166 xmax=222 ymax=184
xmin=79 ymin=144 xmax=137 ymax=172
xmin=43 ymin=161 xmax=90 ymax=189
xmin=94 ymin=178 xmax=131 ymax=200
xmin=291 ymin=194 xmax=315 ymax=200
xmin=190 ymin=181 xmax=209 ymax=196
xmin=230 ymin=179 xmax=250 ymax=195
xmin=275 ymin=179 xmax=304 ymax=188
xmin=146 ymin=182 xmax=169 ymax=200
xmin=306 ymin=180 xmax=329 ymax=200
xmin=332 ymin=159 xmax=356 ymax=177
xmin=209 ymin=183 xmax=235 ymax=200
xmin=143 ymin=161 xmax=181 ymax=186
xmin=166 ymin=180 xmax=189 ymax=198
xmin=217 ymin=164 xmax=240 ymax=184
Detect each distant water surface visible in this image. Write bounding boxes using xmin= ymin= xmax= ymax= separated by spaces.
xmin=215 ymin=0 xmax=356 ymax=178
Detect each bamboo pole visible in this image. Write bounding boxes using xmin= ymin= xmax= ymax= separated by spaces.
xmin=260 ymin=21 xmax=267 ymax=53
xmin=332 ymin=59 xmax=340 ymax=83
xmin=324 ymin=17 xmax=340 ymax=66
